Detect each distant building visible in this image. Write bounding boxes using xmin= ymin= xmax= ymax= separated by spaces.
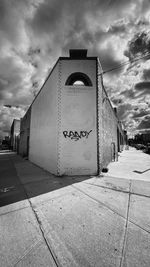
xmin=10 ymin=119 xmax=20 ymax=151
xmin=142 ymin=133 xmax=150 ymax=143
xmin=19 ymin=49 xmax=126 ymax=176
xmin=19 ymin=107 xmax=31 ymax=157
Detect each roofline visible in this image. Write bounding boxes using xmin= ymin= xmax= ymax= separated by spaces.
xmin=59 ymin=56 xmax=98 ymax=60
xmin=22 ymin=56 xmax=123 ymax=130
xmin=24 ymin=56 xmax=98 ymax=117
xmin=31 ymin=58 xmax=60 ymax=107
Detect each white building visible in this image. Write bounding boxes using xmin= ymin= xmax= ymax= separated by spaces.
xmin=19 ymin=50 xmax=126 ymax=176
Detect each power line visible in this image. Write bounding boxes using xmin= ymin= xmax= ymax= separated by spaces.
xmin=98 ymin=51 xmax=150 ymax=75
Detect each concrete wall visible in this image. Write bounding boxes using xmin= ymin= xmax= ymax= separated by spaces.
xmin=97 ymin=61 xmax=124 ymax=170
xmin=101 ymin=88 xmax=118 ymax=167
xmin=29 ymin=61 xmax=59 ymax=175
xmin=58 ymin=59 xmax=98 ymax=175
xmin=19 ymin=107 xmax=31 ymax=157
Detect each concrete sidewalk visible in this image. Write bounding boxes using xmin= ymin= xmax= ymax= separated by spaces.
xmin=104 ymin=146 xmax=150 ymax=181
xmin=0 ymin=148 xmax=150 ymax=267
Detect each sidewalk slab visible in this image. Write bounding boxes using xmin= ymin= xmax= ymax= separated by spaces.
xmin=129 ymin=194 xmax=150 ymax=233
xmin=0 ymin=199 xmax=29 ymax=216
xmin=85 ymin=176 xmax=130 ymax=193
xmin=0 ymin=206 xmax=45 ymax=267
xmin=1 ymin=150 xmax=150 ymax=267
xmin=122 ymin=222 xmax=150 ymax=267
xmin=105 ymin=147 xmax=150 ymax=181
xmin=122 ymin=193 xmax=150 ymax=266
xmin=131 ymin=180 xmax=150 ymax=197
xmin=30 ymin=185 xmax=76 ymax=207
xmin=73 ymin=182 xmax=129 ymax=218
xmin=33 ymin=188 xmax=126 ymax=267
xmin=15 ymin=240 xmax=57 ymax=267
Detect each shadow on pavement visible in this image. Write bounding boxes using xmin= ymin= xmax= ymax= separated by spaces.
xmin=133 ymin=168 xmax=150 ymax=174
xmin=0 ymin=151 xmax=93 ymax=207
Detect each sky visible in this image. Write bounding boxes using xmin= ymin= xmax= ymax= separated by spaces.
xmin=0 ymin=0 xmax=150 ymax=139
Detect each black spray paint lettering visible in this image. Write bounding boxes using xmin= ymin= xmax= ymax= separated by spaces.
xmin=63 ymin=130 xmax=92 ymax=141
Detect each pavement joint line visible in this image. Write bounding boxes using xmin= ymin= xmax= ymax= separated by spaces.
xmin=84 ymin=181 xmax=129 ymax=194
xmin=119 ymin=179 xmax=132 ymax=267
xmin=11 ymin=160 xmax=60 ymax=267
xmin=30 ymin=191 xmax=75 ymax=208
xmin=0 ymin=205 xmax=29 ymax=217
xmin=35 ymin=208 xmax=79 ymax=267
xmin=72 ymin=183 xmax=150 ymax=235
xmin=83 ymin=181 xmax=150 ymax=199
xmin=13 ymin=238 xmax=42 ymax=267
xmin=28 ymin=199 xmax=60 ymax=267
xmin=19 ymin=176 xmax=64 ymax=186
xmin=128 ymin=219 xmax=150 ymax=235
xmin=71 ymin=184 xmax=127 ymax=220
xmin=102 ymin=174 xmax=150 ymax=183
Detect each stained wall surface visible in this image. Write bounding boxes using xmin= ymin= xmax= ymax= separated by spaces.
xmin=29 ymin=62 xmax=59 ymax=175
xmin=58 ymin=59 xmax=98 ymax=175
xmin=101 ymin=88 xmax=118 ymax=167
xmin=19 ymin=107 xmax=31 ymax=157
xmin=97 ymin=61 xmax=124 ymax=170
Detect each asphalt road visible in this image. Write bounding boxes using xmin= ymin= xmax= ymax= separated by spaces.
xmin=0 ymin=151 xmax=26 ymax=207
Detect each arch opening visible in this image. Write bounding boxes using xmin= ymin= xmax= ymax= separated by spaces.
xmin=65 ymin=72 xmax=92 ymax=86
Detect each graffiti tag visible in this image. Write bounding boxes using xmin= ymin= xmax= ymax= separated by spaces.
xmin=63 ymin=130 xmax=92 ymax=141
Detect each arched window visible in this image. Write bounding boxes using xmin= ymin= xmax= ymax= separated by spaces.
xmin=65 ymin=72 xmax=92 ymax=86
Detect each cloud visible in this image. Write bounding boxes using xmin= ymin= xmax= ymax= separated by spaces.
xmin=135 ymin=81 xmax=150 ymax=91
xmin=132 ymin=109 xmax=150 ymax=118
xmin=124 ymin=31 xmax=150 ymax=60
xmin=0 ymin=0 xmax=150 ymax=138
xmin=117 ymin=103 xmax=133 ymax=120
xmin=0 ymin=106 xmax=24 ymax=137
xmin=120 ymin=89 xmax=136 ymax=99
xmin=111 ymin=98 xmax=123 ymax=105
xmin=142 ymin=68 xmax=150 ymax=80
xmin=107 ymin=19 xmax=127 ymax=35
xmin=137 ymin=116 xmax=150 ymax=130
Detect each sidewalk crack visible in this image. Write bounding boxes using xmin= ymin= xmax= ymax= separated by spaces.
xmin=119 ymin=179 xmax=131 ymax=267
xmin=28 ymin=199 xmax=61 ymax=267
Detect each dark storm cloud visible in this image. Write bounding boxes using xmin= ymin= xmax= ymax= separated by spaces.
xmin=111 ymin=98 xmax=123 ymax=105
xmin=134 ymin=81 xmax=150 ymax=100
xmin=142 ymin=68 xmax=150 ymax=80
xmin=124 ymin=31 xmax=150 ymax=60
xmin=135 ymin=81 xmax=150 ymax=90
xmin=137 ymin=116 xmax=150 ymax=130
xmin=120 ymin=89 xmax=135 ymax=99
xmin=132 ymin=109 xmax=150 ymax=118
xmin=117 ymin=103 xmax=133 ymax=120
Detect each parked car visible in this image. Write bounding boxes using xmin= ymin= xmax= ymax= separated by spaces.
xmin=145 ymin=143 xmax=150 ymax=154
xmin=1 ymin=144 xmax=9 ymax=150
xmin=134 ymin=144 xmax=146 ymax=150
